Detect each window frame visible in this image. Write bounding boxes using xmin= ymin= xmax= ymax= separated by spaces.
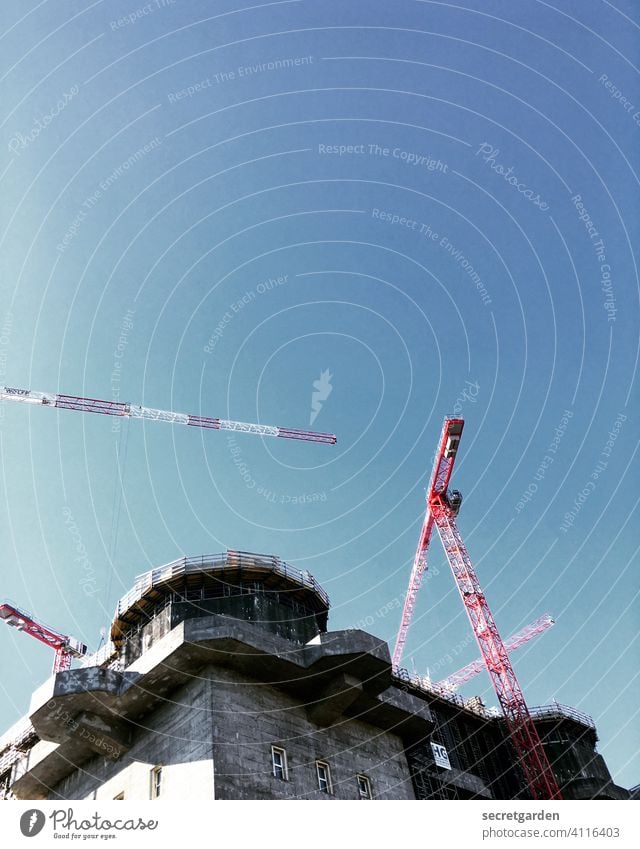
xmin=315 ymin=760 xmax=332 ymax=795
xmin=271 ymin=745 xmax=288 ymax=781
xmin=150 ymin=765 xmax=162 ymax=799
xmin=356 ymin=773 xmax=372 ymax=799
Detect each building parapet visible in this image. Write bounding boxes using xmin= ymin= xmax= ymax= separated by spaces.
xmin=529 ymin=702 xmax=595 ymax=730
xmin=392 ymin=667 xmax=501 ymax=720
xmin=79 ymin=642 xmax=118 ymax=669
xmin=115 ymin=550 xmax=330 ymax=619
xmin=393 ymin=670 xmax=595 ymax=732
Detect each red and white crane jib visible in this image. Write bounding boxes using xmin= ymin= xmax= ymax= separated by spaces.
xmin=0 ymin=386 xmax=337 ymax=445
xmin=0 ymin=603 xmax=87 ymax=673
xmin=391 ymin=418 xmax=465 ymax=669
xmin=436 ymin=613 xmax=555 ymax=690
xmin=429 ymin=417 xmax=465 ymax=501
xmin=391 ymin=513 xmax=434 ymax=670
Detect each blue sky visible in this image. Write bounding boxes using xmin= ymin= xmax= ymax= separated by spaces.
xmin=0 ymin=1 xmax=638 ymax=790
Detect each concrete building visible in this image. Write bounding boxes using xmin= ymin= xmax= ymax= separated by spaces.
xmin=0 ymin=551 xmax=630 ymax=800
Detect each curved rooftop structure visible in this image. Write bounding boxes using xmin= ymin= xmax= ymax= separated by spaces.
xmin=529 ymin=702 xmax=595 ymax=731
xmin=110 ymin=550 xmax=330 ymax=664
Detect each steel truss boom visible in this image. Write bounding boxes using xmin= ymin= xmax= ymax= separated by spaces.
xmin=437 ymin=613 xmax=555 ymax=690
xmin=0 ymin=603 xmax=87 ymax=673
xmin=395 ymin=418 xmax=562 ymax=800
xmin=430 ymin=504 xmax=561 ymax=799
xmin=392 ymin=418 xmax=463 ymax=668
xmin=0 ymin=386 xmax=336 ymax=444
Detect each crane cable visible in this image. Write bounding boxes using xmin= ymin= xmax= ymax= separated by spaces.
xmin=105 ymin=420 xmax=130 ymax=613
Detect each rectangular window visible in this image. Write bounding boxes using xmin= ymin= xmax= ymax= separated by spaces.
xmin=271 ymin=746 xmax=288 ymax=781
xmin=356 ymin=774 xmax=372 ymax=799
xmin=185 ymin=589 xmax=202 ymax=601
xmin=316 ymin=761 xmax=332 ymax=794
xmin=151 ymin=766 xmax=162 ymax=799
xmin=0 ymin=771 xmax=11 ymax=801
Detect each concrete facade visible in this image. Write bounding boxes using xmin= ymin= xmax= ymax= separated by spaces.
xmin=49 ymin=671 xmax=215 ymax=801
xmin=29 ymin=661 xmax=414 ymax=801
xmin=0 ymin=552 xmax=630 ymax=801
xmin=208 ymin=665 xmax=413 ymax=800
xmin=531 ymin=708 xmax=629 ymax=800
xmin=7 ymin=613 xmax=432 ymax=801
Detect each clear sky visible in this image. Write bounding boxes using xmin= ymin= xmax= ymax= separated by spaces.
xmin=0 ymin=0 xmax=638 ymax=790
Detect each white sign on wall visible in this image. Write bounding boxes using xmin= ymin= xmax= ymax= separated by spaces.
xmin=431 ymin=741 xmax=451 ymax=770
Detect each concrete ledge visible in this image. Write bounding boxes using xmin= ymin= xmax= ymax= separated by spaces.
xmin=562 ymin=777 xmax=630 ymax=800
xmin=441 ymin=766 xmax=492 ymax=798
xmin=346 ymin=686 xmax=434 ymax=741
xmin=17 ymin=616 xmax=418 ymax=797
xmin=68 ymin=712 xmax=132 ymax=761
xmin=306 ymin=674 xmax=363 ymax=726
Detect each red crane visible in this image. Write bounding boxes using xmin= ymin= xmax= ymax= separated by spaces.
xmin=0 ymin=386 xmax=334 ymax=662
xmin=394 ymin=418 xmax=562 ymax=800
xmin=436 ymin=613 xmax=555 ymax=691
xmin=0 ymin=603 xmax=87 ymax=673
xmin=0 ymin=386 xmax=336 ymax=445
xmin=392 ymin=419 xmax=464 ymax=669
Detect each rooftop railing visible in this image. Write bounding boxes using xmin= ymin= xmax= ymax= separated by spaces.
xmin=114 ymin=551 xmax=330 ymax=619
xmin=528 ymin=702 xmax=595 ymax=729
xmin=393 ymin=669 xmax=594 ymax=730
xmin=393 ymin=667 xmax=501 ymax=719
xmin=79 ymin=641 xmax=118 ymax=669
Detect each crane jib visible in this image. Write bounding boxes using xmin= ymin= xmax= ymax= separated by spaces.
xmin=0 ymin=386 xmax=336 ymax=444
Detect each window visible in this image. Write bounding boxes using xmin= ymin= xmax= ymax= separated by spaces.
xmin=316 ymin=761 xmax=332 ymax=794
xmin=0 ymin=770 xmax=11 ymax=801
xmin=185 ymin=590 xmax=202 ymax=601
xmin=356 ymin=774 xmax=372 ymax=799
xmin=271 ymin=746 xmax=288 ymax=780
xmin=151 ymin=766 xmax=162 ymax=799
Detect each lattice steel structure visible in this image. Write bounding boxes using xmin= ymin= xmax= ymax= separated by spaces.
xmin=0 ymin=386 xmax=336 ymax=444
xmin=393 ymin=418 xmax=562 ymax=800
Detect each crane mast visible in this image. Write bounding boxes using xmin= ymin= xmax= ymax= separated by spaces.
xmin=395 ymin=418 xmax=562 ymax=800
xmin=0 ymin=603 xmax=87 ymax=673
xmin=0 ymin=386 xmax=337 ymax=445
xmin=392 ymin=419 xmax=463 ymax=668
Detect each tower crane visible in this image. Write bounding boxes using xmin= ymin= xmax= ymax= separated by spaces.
xmin=0 ymin=602 xmax=87 ymax=673
xmin=394 ymin=418 xmax=562 ymax=800
xmin=0 ymin=386 xmax=337 ymax=444
xmin=0 ymin=384 xmax=333 ymax=666
xmin=392 ymin=419 xmax=464 ymax=670
xmin=435 ymin=613 xmax=555 ymax=691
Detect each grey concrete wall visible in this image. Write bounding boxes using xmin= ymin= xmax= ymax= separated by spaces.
xmin=171 ymin=594 xmax=324 ymax=644
xmin=48 ymin=672 xmax=214 ymax=801
xmin=123 ymin=605 xmax=172 ymax=667
xmin=47 ymin=662 xmax=414 ymax=800
xmin=208 ymin=666 xmax=414 ymax=800
xmin=123 ymin=596 xmax=324 ymax=667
